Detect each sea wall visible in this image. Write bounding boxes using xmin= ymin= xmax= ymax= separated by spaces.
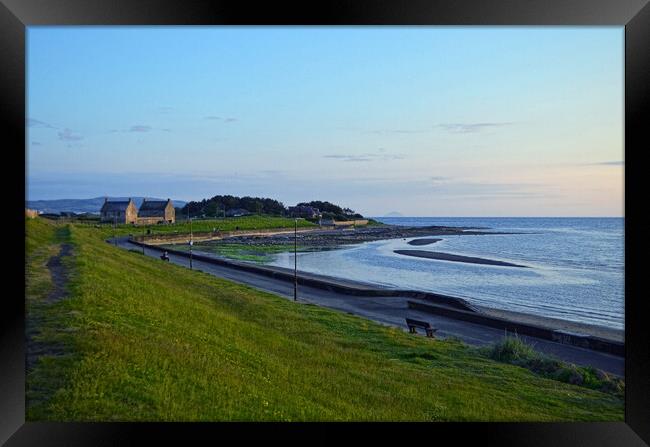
xmin=407 ymin=301 xmax=624 ymax=357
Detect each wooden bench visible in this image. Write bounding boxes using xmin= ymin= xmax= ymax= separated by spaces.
xmin=406 ymin=318 xmax=438 ymax=338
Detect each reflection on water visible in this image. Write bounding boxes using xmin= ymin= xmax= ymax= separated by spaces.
xmin=269 ymin=217 xmax=624 ymax=330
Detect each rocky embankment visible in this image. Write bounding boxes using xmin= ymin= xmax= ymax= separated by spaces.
xmin=201 ymin=225 xmax=515 ymax=248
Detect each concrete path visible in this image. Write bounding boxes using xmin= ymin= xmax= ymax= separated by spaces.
xmin=115 ymin=238 xmax=624 ymax=376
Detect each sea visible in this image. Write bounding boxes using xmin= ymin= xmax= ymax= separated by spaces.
xmin=269 ymin=217 xmax=624 ymax=330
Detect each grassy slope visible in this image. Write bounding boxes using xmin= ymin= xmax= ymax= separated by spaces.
xmin=173 ymin=242 xmax=315 ymax=263
xmin=25 ymin=218 xmax=623 ymax=421
xmin=77 ymin=215 xmax=316 ymax=237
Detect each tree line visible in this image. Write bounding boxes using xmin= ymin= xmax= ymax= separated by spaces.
xmin=179 ymin=195 xmax=363 ymax=220
xmin=296 ymin=201 xmax=363 ymax=220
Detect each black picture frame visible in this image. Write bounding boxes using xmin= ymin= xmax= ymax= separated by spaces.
xmin=2 ymin=0 xmax=648 ymax=445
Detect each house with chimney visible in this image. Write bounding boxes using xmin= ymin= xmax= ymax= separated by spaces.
xmin=137 ymin=198 xmax=176 ymax=224
xmin=100 ymin=198 xmax=138 ymax=224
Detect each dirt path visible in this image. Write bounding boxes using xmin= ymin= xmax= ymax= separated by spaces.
xmin=26 ymin=243 xmax=73 ymax=374
xmin=45 ymin=244 xmax=73 ymax=302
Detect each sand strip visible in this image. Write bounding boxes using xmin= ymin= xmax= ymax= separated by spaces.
xmin=394 ymin=249 xmax=529 ymax=268
xmin=407 ymin=238 xmax=442 ymax=246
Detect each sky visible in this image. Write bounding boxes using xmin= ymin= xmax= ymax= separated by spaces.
xmin=26 ymin=26 xmax=624 ymax=217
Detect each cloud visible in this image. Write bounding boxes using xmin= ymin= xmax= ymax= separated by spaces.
xmin=31 ymin=141 xmax=42 ymax=146
xmin=360 ymin=122 xmax=513 ymax=135
xmin=204 ymin=116 xmax=237 ymax=123
xmin=367 ymin=129 xmax=428 ymax=135
xmin=110 ymin=125 xmax=169 ymax=133
xmin=590 ymin=161 xmax=624 ymax=166
xmin=438 ymin=122 xmax=513 ymax=133
xmin=58 ymin=128 xmax=83 ymax=141
xmin=258 ymin=170 xmax=286 ymax=176
xmin=323 ymin=154 xmax=373 ymax=162
xmin=346 ymin=176 xmax=550 ymax=199
xmin=324 ymin=149 xmax=405 ymax=162
xmin=428 ymin=179 xmax=551 ymax=199
xmin=128 ymin=125 xmax=152 ymax=133
xmin=27 ymin=118 xmax=57 ymax=129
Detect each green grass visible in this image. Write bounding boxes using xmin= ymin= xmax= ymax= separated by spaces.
xmin=480 ymin=334 xmax=624 ymax=397
xmin=74 ymin=215 xmax=316 ymax=238
xmin=171 ymin=242 xmax=324 ymax=263
xmin=25 ymin=218 xmax=624 ymax=421
xmin=364 ymin=218 xmax=387 ymax=226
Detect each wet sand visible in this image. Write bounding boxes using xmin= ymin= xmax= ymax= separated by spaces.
xmin=407 ymin=238 xmax=442 ymax=246
xmin=394 ymin=249 xmax=529 ymax=268
xmin=210 ymin=225 xmax=517 ymax=248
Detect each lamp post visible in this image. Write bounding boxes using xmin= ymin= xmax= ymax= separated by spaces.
xmin=142 ymin=224 xmax=146 ymax=255
xmin=113 ymin=216 xmax=117 ymax=246
xmin=187 ymin=206 xmax=193 ymax=270
xmin=294 ymin=218 xmax=298 ymax=301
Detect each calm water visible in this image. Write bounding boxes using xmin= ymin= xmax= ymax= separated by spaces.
xmin=269 ymin=217 xmax=624 ymax=330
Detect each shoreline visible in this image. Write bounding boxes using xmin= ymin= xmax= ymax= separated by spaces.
xmin=199 ymin=224 xmax=520 ymax=248
xmin=170 ymin=226 xmax=621 ymax=343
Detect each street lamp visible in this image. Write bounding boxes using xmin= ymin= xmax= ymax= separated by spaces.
xmin=188 ymin=206 xmax=193 ymax=270
xmin=294 ymin=218 xmax=298 ymax=301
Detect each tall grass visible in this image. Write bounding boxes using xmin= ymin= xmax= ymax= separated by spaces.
xmin=481 ymin=334 xmax=624 ymax=397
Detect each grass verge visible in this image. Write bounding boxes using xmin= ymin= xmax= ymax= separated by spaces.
xmin=171 ymin=242 xmax=335 ymax=263
xmin=70 ymin=215 xmax=316 ymax=238
xmin=479 ymin=334 xmax=624 ymax=397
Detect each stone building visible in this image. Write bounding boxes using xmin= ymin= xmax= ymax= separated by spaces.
xmin=100 ymin=198 xmax=138 ymax=224
xmin=137 ymin=198 xmax=175 ymax=225
xmin=25 ymin=208 xmax=39 ymax=218
xmin=288 ymin=205 xmax=321 ymax=219
xmin=225 ymin=208 xmax=252 ymax=218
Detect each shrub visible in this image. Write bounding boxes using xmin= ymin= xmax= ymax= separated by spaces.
xmin=486 ymin=333 xmax=538 ymax=364
xmin=483 ymin=334 xmax=624 ymax=397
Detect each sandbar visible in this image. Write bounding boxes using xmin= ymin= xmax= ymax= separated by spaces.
xmin=407 ymin=238 xmax=442 ymax=246
xmin=394 ymin=249 xmax=528 ymax=268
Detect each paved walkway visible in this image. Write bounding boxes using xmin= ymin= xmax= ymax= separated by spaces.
xmin=115 ymin=238 xmax=624 ymax=376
